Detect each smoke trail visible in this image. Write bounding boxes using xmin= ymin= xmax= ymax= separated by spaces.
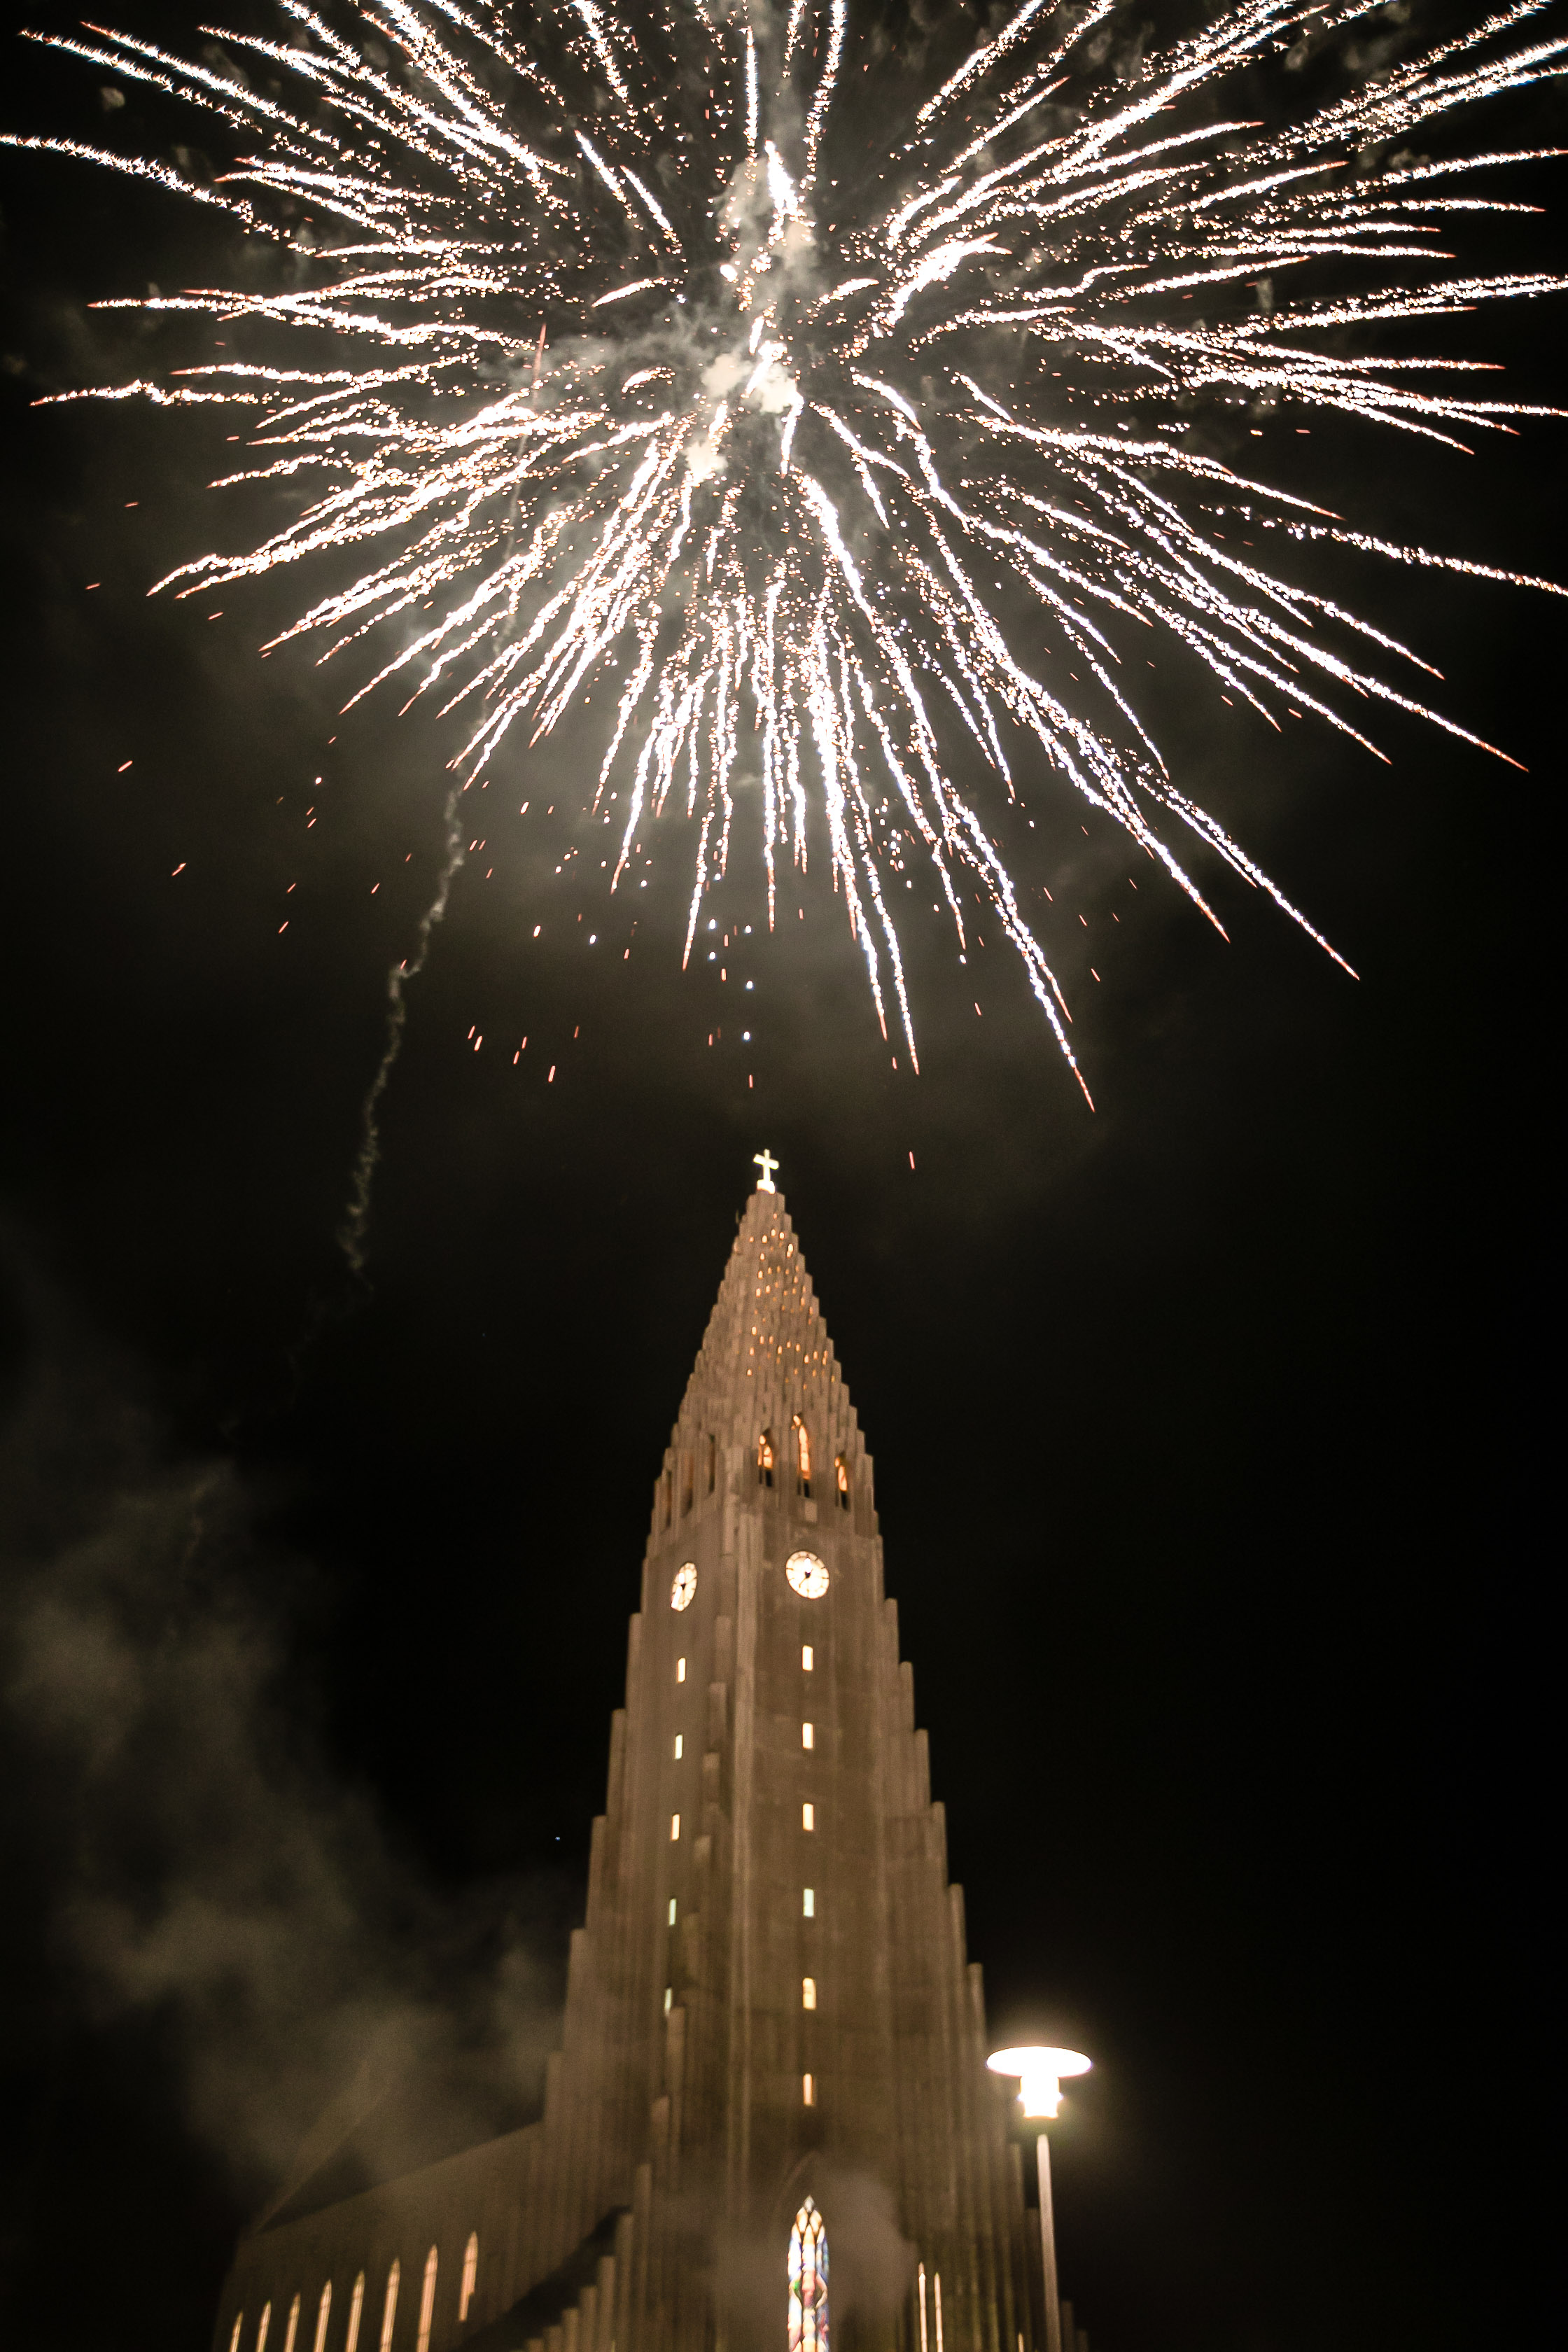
xmin=337 ymin=787 xmax=467 ymax=1277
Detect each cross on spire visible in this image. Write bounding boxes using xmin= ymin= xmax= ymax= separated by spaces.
xmin=753 ymin=1149 xmax=780 ymax=1194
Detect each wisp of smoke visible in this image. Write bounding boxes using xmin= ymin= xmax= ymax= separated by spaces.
xmin=0 ymin=1273 xmax=559 ymax=2199
xmin=6 ymin=0 xmax=1566 ymax=1099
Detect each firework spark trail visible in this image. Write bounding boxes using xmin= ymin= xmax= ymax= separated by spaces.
xmin=7 ymin=0 xmax=1568 ymax=1107
xmin=338 ymin=785 xmax=465 ymax=1275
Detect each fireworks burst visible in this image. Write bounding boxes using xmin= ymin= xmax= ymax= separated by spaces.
xmin=8 ymin=0 xmax=1567 ymax=1098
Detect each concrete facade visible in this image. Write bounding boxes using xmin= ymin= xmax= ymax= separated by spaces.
xmin=216 ymin=1186 xmax=1041 ymax=2352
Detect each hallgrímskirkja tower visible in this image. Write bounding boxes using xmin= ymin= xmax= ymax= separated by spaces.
xmin=218 ymin=1172 xmax=1044 ymax=2352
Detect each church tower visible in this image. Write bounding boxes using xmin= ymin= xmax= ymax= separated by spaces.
xmin=216 ymin=1177 xmax=1041 ymax=2352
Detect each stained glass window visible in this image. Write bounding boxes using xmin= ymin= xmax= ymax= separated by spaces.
xmin=788 ymin=2197 xmax=829 ymax=2352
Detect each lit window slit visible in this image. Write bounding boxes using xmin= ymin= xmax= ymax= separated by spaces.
xmin=803 ymin=1802 xmax=814 ymax=1831
xmin=802 ymin=1975 xmax=817 ymax=2009
xmin=671 ymin=1812 xmax=681 ymax=1840
xmin=802 ymin=1721 xmax=813 ymax=1749
xmin=803 ymin=1886 xmax=815 ymax=1917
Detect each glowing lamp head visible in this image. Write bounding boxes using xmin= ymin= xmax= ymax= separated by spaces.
xmin=987 ymin=2045 xmax=1092 ymax=2120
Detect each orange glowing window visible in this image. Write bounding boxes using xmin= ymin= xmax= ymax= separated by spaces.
xmin=345 ymin=2276 xmax=365 ymax=2352
xmin=378 ymin=2266 xmax=398 ymax=2352
xmin=257 ymin=2305 xmax=272 ymax=2352
xmin=758 ymin=1429 xmax=776 ymax=1486
xmin=802 ymin=1975 xmax=817 ymax=2009
xmin=835 ymin=1456 xmax=850 ymax=1510
xmin=416 ymin=2248 xmax=438 ymax=2352
xmin=312 ymin=2284 xmax=332 ymax=2352
xmin=283 ymin=2295 xmax=301 ymax=2352
xmin=459 ymin=2234 xmax=479 ymax=2324
xmin=793 ymin=1414 xmax=812 ymax=1490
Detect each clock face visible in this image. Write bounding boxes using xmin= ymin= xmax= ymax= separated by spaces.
xmin=670 ymin=1562 xmax=697 ymax=1613
xmin=785 ymin=1551 xmax=830 ymax=1600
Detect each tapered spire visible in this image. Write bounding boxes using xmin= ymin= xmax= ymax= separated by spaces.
xmin=657 ymin=1186 xmax=870 ymax=1516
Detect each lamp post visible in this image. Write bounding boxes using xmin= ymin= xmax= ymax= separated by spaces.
xmin=987 ymin=2046 xmax=1092 ymax=2352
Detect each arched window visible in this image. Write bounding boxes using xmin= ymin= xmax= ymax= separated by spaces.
xmin=792 ymin=1415 xmax=812 ymax=1494
xmin=346 ymin=2274 xmax=365 ymax=2352
xmin=758 ymin=1429 xmax=775 ymax=1488
xmin=379 ymin=2262 xmax=400 ymax=2352
xmin=788 ymin=2198 xmax=829 ymax=2352
xmin=459 ymin=2234 xmax=478 ymax=2324
xmin=283 ymin=2296 xmax=302 ymax=2352
xmin=834 ymin=1455 xmax=850 ymax=1511
xmin=706 ymin=1434 xmax=718 ymax=1494
xmin=416 ymin=2248 xmax=439 ymax=2352
xmin=680 ymin=1452 xmax=694 ymax=1516
xmin=257 ymin=2304 xmax=272 ymax=2352
xmin=229 ymin=2314 xmax=244 ymax=2352
xmin=313 ymin=2283 xmax=332 ymax=2352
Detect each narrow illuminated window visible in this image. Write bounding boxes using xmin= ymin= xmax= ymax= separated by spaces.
xmin=283 ymin=2296 xmax=301 ymax=2352
xmin=257 ymin=2304 xmax=272 ymax=2352
xmin=379 ymin=2262 xmax=400 ymax=2352
xmin=802 ymin=2071 xmax=816 ymax=2106
xmin=788 ymin=2197 xmax=829 ymax=2352
xmin=313 ymin=2282 xmax=332 ymax=2352
xmin=416 ymin=2248 xmax=438 ymax=2352
xmin=230 ymin=2315 xmax=244 ymax=2352
xmin=671 ymin=1812 xmax=680 ymax=1840
xmin=802 ymin=1976 xmax=816 ymax=2010
xmin=673 ymin=1733 xmax=683 ymax=1759
xmin=918 ymin=2264 xmax=928 ymax=2352
xmin=346 ymin=2274 xmax=365 ymax=2352
xmin=835 ymin=1455 xmax=850 ymax=1511
xmin=758 ymin=1428 xmax=775 ymax=1487
xmin=802 ymin=1644 xmax=813 ymax=1671
xmin=676 ymin=1656 xmax=687 ymax=1684
xmin=803 ymin=1886 xmax=815 ymax=1917
xmin=668 ymin=1896 xmax=677 ymax=1924
xmin=802 ymin=1802 xmax=814 ymax=1831
xmin=459 ymin=2234 xmax=478 ymax=2324
xmin=664 ymin=1985 xmax=672 ymax=2013
xmin=802 ymin=1721 xmax=813 ymax=1750
xmin=792 ymin=1414 xmax=812 ymax=1493
xmin=934 ymin=2270 xmax=944 ymax=2352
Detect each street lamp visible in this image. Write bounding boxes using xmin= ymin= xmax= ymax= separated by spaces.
xmin=987 ymin=2047 xmax=1092 ymax=2352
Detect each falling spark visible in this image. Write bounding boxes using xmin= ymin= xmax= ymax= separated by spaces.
xmin=8 ymin=0 xmax=1568 ymax=1105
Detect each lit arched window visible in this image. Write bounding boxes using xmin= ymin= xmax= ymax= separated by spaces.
xmin=257 ymin=2304 xmax=273 ymax=2352
xmin=834 ymin=1456 xmax=850 ymax=1511
xmin=459 ymin=2234 xmax=479 ymax=2324
xmin=416 ymin=2248 xmax=439 ymax=2352
xmin=788 ymin=2197 xmax=829 ymax=2352
xmin=284 ymin=2295 xmax=302 ymax=2352
xmin=792 ymin=1415 xmax=812 ymax=1493
xmin=313 ymin=2283 xmax=332 ymax=2352
xmin=229 ymin=2314 xmax=244 ymax=2352
xmin=379 ymin=2263 xmax=400 ymax=2352
xmin=346 ymin=2274 xmax=365 ymax=2352
xmin=758 ymin=1429 xmax=775 ymax=1488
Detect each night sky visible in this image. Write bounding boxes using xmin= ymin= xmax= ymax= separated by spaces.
xmin=0 ymin=6 xmax=1558 ymax=2352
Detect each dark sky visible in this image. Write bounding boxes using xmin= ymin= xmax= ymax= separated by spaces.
xmin=0 ymin=7 xmax=1558 ymax=2352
